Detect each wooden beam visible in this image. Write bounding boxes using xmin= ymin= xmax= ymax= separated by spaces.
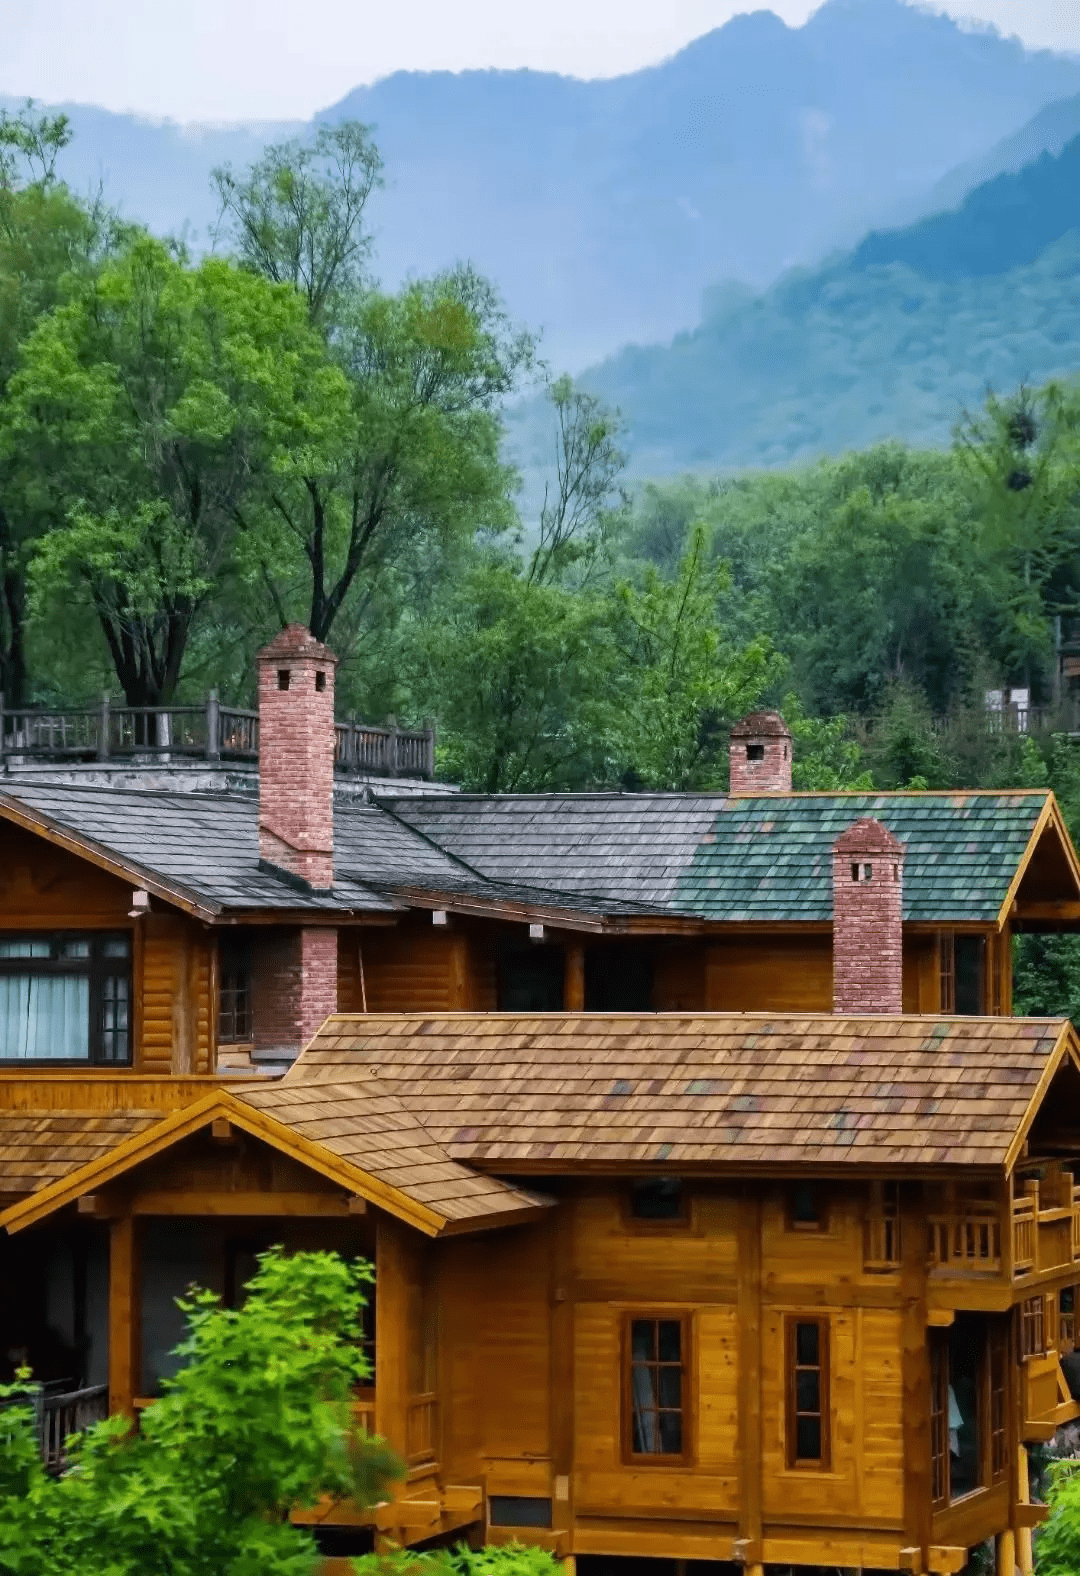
xmin=927 ymin=1548 xmax=968 ymax=1575
xmin=108 ymin=1215 xmax=140 ymax=1419
xmin=211 ymin=1117 xmax=233 ymax=1140
xmin=1013 ymin=903 xmax=1080 ymax=923
xmin=736 ymin=1190 xmax=763 ymax=1566
xmin=550 ymin=1208 xmax=575 ymax=1549
xmin=563 ymin=945 xmax=585 ymax=1012
xmin=130 ymin=1190 xmax=353 ymax=1217
xmin=902 ymin=1186 xmax=932 ymax=1572
xmin=375 ymin=1217 xmax=412 ymax=1452
xmin=77 ymin=1194 xmax=120 ymax=1218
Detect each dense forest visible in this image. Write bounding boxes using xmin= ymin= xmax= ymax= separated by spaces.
xmin=2 ymin=101 xmax=1080 ymax=1010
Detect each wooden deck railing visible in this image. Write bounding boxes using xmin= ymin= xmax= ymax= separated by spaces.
xmin=1010 ymin=1175 xmax=1080 ymax=1278
xmin=929 ymin=1210 xmax=1002 ymax=1272
xmin=352 ymin=1385 xmax=376 ymax=1436
xmin=0 ymin=1382 xmax=109 ymax=1475
xmin=0 ymin=696 xmax=435 ymax=780
xmin=405 ymin=1391 xmax=439 ymax=1468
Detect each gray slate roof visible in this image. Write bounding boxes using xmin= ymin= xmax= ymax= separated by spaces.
xmin=385 ymin=789 xmax=1054 ymax=923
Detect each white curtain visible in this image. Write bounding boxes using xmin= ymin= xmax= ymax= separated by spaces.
xmin=0 ymin=976 xmax=89 ymax=1059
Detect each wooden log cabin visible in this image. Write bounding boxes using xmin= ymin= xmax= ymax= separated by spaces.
xmin=4 ymin=626 xmax=1080 ymax=1572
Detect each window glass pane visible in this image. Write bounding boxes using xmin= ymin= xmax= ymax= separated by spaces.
xmin=796 ymin=1415 xmax=821 ymax=1460
xmin=631 ymin=1178 xmax=683 ymax=1220
xmin=62 ymin=939 xmax=91 ymax=959
xmin=101 ymin=937 xmax=130 ymax=959
xmin=658 ymin=1412 xmax=683 ymax=1454
xmin=796 ymin=1370 xmax=820 ymax=1412
xmin=955 ymin=936 xmax=985 ymax=1015
xmin=657 ymin=1321 xmax=681 ymax=1363
xmin=101 ymin=976 xmax=130 ymax=1063
xmin=947 ymin=1316 xmax=983 ymax=1497
xmin=796 ymin=1322 xmax=819 ymax=1365
xmin=0 ymin=939 xmax=51 ymax=958
xmin=631 ymin=1321 xmax=655 ymax=1361
xmin=792 ymin=1184 xmax=821 ymax=1224
xmin=0 ymin=976 xmax=89 ymax=1059
xmin=657 ymin=1367 xmax=682 ymax=1408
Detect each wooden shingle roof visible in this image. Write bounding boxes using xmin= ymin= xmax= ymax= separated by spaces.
xmin=0 ymin=1110 xmax=163 ymax=1197
xmin=291 ymin=1012 xmax=1075 ymax=1171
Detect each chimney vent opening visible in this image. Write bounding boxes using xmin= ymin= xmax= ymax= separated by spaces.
xmin=851 ymin=862 xmax=874 ymax=881
xmin=277 ymin=669 xmax=290 ymax=691
xmin=315 ymin=670 xmax=326 ymax=692
xmin=746 ymin=743 xmax=765 ymax=761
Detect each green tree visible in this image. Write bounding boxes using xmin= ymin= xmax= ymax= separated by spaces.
xmin=212 ymin=122 xmax=383 ymax=331
xmin=4 ymin=235 xmax=346 ymax=706
xmin=0 ymin=1248 xmax=399 ymax=1576
xmin=527 ymin=376 xmax=628 ymax=587
xmin=0 ymin=102 xmax=122 ymax=705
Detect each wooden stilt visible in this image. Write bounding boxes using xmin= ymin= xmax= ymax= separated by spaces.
xmin=108 ymin=1214 xmax=140 ymax=1418
xmin=1017 ymin=1447 xmax=1034 ymax=1576
xmin=996 ymin=1529 xmax=1016 ymax=1576
xmin=563 ymin=945 xmax=585 ymax=1011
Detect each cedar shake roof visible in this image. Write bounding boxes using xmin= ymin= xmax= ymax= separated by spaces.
xmin=387 ymin=789 xmax=1058 ymax=922
xmin=235 ymin=1079 xmax=546 ymax=1224
xmin=289 ymin=1012 xmax=1075 ymax=1170
xmin=0 ymin=1110 xmax=162 ymax=1197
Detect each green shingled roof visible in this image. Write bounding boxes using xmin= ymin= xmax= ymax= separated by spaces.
xmin=673 ymin=792 xmax=1049 ymax=923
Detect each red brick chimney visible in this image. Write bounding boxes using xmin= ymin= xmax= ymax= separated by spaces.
xmin=729 ymin=711 xmax=793 ymax=794
xmin=256 ymin=624 xmax=338 ymax=892
xmin=832 ymin=818 xmax=906 ymax=1015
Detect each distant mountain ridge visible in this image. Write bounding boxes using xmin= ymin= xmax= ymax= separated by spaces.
xmin=8 ymin=0 xmax=1080 ymax=368
xmin=532 ymin=130 xmax=1080 ymax=480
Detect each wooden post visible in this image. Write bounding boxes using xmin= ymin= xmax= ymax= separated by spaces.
xmin=108 ymin=1215 xmax=140 ymax=1417
xmin=736 ymin=1189 xmax=763 ymax=1569
xmin=996 ymin=1529 xmax=1016 ymax=1576
xmin=550 ymin=1205 xmax=575 ymax=1552
xmin=901 ymin=1185 xmax=932 ymax=1571
xmin=97 ymin=692 xmax=110 ymax=762
xmin=1017 ymin=1447 xmax=1034 ymax=1576
xmin=375 ymin=1217 xmax=412 ymax=1456
xmin=563 ymin=945 xmax=586 ymax=1012
xmin=205 ymin=690 xmax=220 ymax=761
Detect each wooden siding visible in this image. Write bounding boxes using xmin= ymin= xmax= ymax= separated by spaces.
xmin=140 ymin=914 xmax=213 ymax=1075
xmin=0 ymin=823 xmax=131 ymax=927
xmin=706 ymin=935 xmax=832 ymax=1011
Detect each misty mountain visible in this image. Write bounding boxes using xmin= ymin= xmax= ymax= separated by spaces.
xmin=10 ymin=0 xmax=1080 ymax=369
xmin=529 ymin=132 xmax=1080 ymax=480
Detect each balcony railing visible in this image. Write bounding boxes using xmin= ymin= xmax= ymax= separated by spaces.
xmin=0 ymin=696 xmax=435 ymax=780
xmin=1012 ymin=1173 xmax=1080 ymax=1278
xmin=0 ymin=1381 xmax=109 ymax=1475
xmin=929 ymin=1209 xmax=1002 ymax=1273
xmin=405 ymin=1391 xmax=439 ymax=1469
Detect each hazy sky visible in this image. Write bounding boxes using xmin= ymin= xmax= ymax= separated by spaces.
xmin=1 ymin=0 xmax=1078 ymax=123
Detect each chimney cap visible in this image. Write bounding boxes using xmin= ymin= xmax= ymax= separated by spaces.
xmin=832 ymin=817 xmax=905 ymax=857
xmin=729 ymin=710 xmax=791 ymax=739
xmin=256 ymin=623 xmax=339 ymax=665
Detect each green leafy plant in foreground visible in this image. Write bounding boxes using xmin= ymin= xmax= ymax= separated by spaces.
xmin=353 ymin=1542 xmax=563 ymax=1576
xmin=0 ymin=1248 xmax=401 ymax=1576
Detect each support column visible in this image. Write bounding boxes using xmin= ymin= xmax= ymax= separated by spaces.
xmin=901 ymin=1187 xmax=932 ymax=1571
xmin=550 ymin=1206 xmax=576 ymax=1554
xmin=108 ymin=1215 xmax=140 ymax=1417
xmin=563 ymin=945 xmax=585 ymax=1012
xmin=996 ymin=1529 xmax=1016 ymax=1576
xmin=375 ymin=1217 xmax=413 ymax=1456
xmin=1017 ymin=1448 xmax=1035 ymax=1576
xmin=736 ymin=1190 xmax=763 ymax=1570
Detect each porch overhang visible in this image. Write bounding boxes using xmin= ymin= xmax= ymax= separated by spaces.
xmin=0 ymin=1090 xmax=547 ymax=1239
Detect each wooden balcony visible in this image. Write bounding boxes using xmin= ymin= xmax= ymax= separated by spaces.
xmin=406 ymin=1391 xmax=440 ymax=1469
xmin=1011 ymin=1171 xmax=1080 ymax=1279
xmin=929 ymin=1208 xmax=1002 ymax=1274
xmin=0 ymin=697 xmax=436 ymax=780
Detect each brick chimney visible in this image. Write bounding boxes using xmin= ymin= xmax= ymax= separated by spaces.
xmin=256 ymin=624 xmax=338 ymax=892
xmin=729 ymin=711 xmax=793 ymax=794
xmin=832 ymin=818 xmax=906 ymax=1015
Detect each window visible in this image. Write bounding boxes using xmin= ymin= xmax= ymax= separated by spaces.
xmin=939 ymin=933 xmax=986 ymax=1014
xmin=488 ymin=1497 xmax=553 ymax=1529
xmin=787 ymin=1183 xmax=827 ymax=1232
xmin=630 ymin=1178 xmax=685 ymax=1222
xmin=1021 ymin=1295 xmax=1045 ymax=1358
xmin=625 ymin=1315 xmax=689 ymax=1462
xmin=1062 ymin=1287 xmax=1077 ymax=1352
xmin=0 ymin=933 xmax=130 ymax=1064
xmin=218 ymin=938 xmax=252 ymax=1041
xmin=746 ymin=743 xmax=765 ymax=761
xmin=864 ymin=1181 xmax=902 ymax=1269
xmin=930 ymin=1314 xmax=995 ymax=1504
xmin=786 ymin=1317 xmax=829 ymax=1467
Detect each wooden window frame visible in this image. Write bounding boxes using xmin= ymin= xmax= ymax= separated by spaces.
xmin=624 ymin=1178 xmax=691 ymax=1232
xmin=930 ymin=1332 xmax=949 ymax=1505
xmin=785 ymin=1182 xmax=829 ymax=1234
xmin=785 ymin=1315 xmax=831 ymax=1470
xmin=989 ymin=1323 xmax=1008 ymax=1482
xmin=931 ymin=1318 xmax=1002 ymax=1506
xmin=864 ymin=1180 xmax=902 ymax=1270
xmin=622 ymin=1311 xmax=693 ymax=1467
xmin=1021 ymin=1295 xmax=1045 ymax=1359
xmin=217 ymin=937 xmax=253 ymax=1043
xmin=0 ymin=930 xmax=133 ymax=1066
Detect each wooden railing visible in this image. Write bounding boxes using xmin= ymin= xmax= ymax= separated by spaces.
xmin=0 ymin=1382 xmax=109 ymax=1475
xmin=405 ymin=1391 xmax=439 ymax=1468
xmin=0 ymin=696 xmax=435 ymax=780
xmin=352 ymin=1385 xmax=376 ymax=1436
xmin=1011 ymin=1174 xmax=1080 ymax=1278
xmin=929 ymin=1210 xmax=1002 ymax=1273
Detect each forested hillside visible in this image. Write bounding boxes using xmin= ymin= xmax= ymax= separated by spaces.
xmin=9 ymin=0 xmax=1080 ymax=368
xmin=538 ymin=133 xmax=1080 ymax=477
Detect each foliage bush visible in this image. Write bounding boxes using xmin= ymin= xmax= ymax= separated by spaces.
xmin=353 ymin=1543 xmax=563 ymax=1576
xmin=0 ymin=1248 xmax=401 ymax=1576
